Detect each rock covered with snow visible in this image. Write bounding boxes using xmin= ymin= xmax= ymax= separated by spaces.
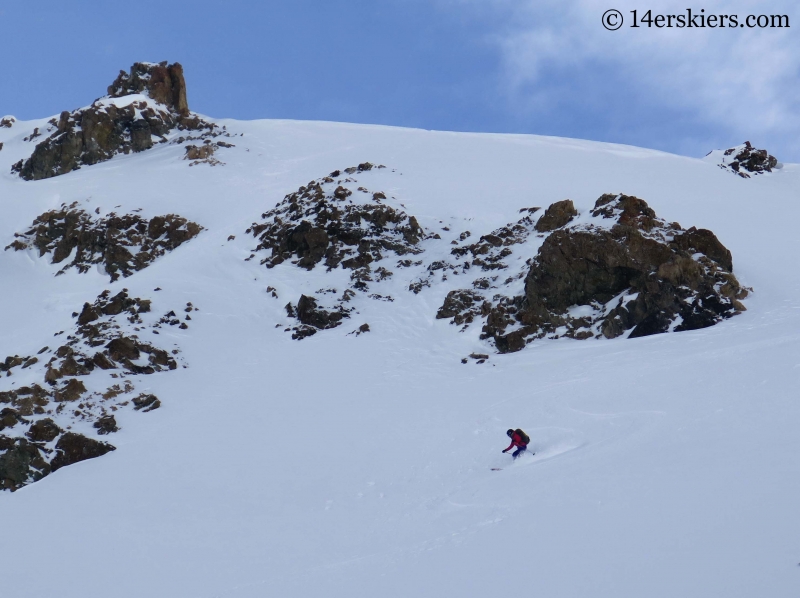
xmin=0 ymin=289 xmax=195 ymax=491
xmin=247 ymin=163 xmax=427 ymax=338
xmin=480 ymin=194 xmax=748 ymax=352
xmin=5 ymin=202 xmax=203 ymax=281
xmin=712 ymin=141 xmax=779 ymax=178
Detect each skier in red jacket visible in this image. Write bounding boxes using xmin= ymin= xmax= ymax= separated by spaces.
xmin=502 ymin=428 xmax=529 ymax=459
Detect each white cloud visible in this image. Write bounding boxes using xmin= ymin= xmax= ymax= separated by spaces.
xmin=452 ymin=0 xmax=800 ymax=156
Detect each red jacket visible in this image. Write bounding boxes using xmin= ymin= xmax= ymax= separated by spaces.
xmin=504 ymin=431 xmax=527 ymax=452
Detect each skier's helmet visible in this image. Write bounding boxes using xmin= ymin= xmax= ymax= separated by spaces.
xmin=506 ymin=429 xmax=514 ymax=438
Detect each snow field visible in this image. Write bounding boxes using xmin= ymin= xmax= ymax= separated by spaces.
xmin=0 ymin=117 xmax=799 ymax=597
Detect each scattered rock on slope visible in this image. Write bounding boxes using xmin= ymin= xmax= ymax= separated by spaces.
xmin=247 ymin=164 xmax=427 ymax=339
xmin=416 ymin=207 xmax=541 ymax=297
xmin=0 ymin=289 xmax=193 ymax=491
xmin=5 ymin=202 xmax=202 ymax=281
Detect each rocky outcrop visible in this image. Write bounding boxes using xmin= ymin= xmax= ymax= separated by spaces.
xmin=534 ymin=200 xmax=577 ymax=232
xmin=479 ymin=194 xmax=747 ymax=352
xmin=716 ymin=142 xmax=778 ymax=178
xmin=0 ymin=437 xmax=51 ymax=491
xmin=248 ymin=164 xmax=426 ymax=339
xmin=43 ymin=291 xmax=178 ymax=381
xmin=11 ymin=61 xmax=229 ymax=180
xmin=0 ymin=289 xmax=191 ymax=491
xmin=5 ymin=203 xmax=202 ymax=281
xmin=93 ymin=415 xmax=119 ymax=435
xmin=27 ymin=418 xmax=61 ymax=442
xmin=248 ymin=164 xmax=424 ymax=279
xmin=107 ymin=62 xmax=189 ymax=115
xmin=436 ymin=290 xmax=490 ymax=327
xmin=296 ymin=294 xmax=347 ymax=329
xmin=284 ymin=294 xmax=353 ymax=339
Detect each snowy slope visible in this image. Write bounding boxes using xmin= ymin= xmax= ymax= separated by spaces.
xmin=1 ymin=115 xmax=799 ymax=597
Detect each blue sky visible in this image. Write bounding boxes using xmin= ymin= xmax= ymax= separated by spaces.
xmin=2 ymin=0 xmax=798 ymax=160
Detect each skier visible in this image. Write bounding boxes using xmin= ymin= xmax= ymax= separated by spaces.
xmin=502 ymin=428 xmax=530 ymax=459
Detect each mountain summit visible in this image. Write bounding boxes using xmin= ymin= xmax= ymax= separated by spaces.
xmin=12 ymin=61 xmax=223 ymax=180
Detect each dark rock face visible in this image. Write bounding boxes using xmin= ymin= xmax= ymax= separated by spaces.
xmin=0 ymin=408 xmax=27 ymax=431
xmin=107 ymin=62 xmax=189 ymax=116
xmin=50 ymin=433 xmax=115 ymax=472
xmin=26 ymin=418 xmax=61 ymax=442
xmin=717 ymin=141 xmax=778 ymax=178
xmin=296 ymin=295 xmax=346 ymax=329
xmin=0 ymin=437 xmax=51 ymax=490
xmin=480 ymin=194 xmax=747 ymax=352
xmin=12 ymin=62 xmax=223 ymax=181
xmin=93 ymin=415 xmax=119 ymax=435
xmin=5 ymin=204 xmax=202 ymax=281
xmin=535 ymin=199 xmax=577 ymax=232
xmin=285 ymin=294 xmax=352 ymax=339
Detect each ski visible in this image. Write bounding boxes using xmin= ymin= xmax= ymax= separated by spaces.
xmin=492 ymin=452 xmax=536 ymax=470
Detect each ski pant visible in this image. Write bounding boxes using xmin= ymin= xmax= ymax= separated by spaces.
xmin=512 ymin=446 xmax=527 ymax=459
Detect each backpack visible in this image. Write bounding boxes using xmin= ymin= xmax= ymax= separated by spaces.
xmin=515 ymin=429 xmax=530 ymax=445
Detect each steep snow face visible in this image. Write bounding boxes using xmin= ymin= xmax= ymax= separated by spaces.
xmin=0 ymin=118 xmax=799 ymax=597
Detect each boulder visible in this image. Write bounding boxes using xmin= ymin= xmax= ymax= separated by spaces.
xmin=93 ymin=415 xmax=119 ymax=435
xmin=50 ymin=433 xmax=115 ymax=472
xmin=296 ymin=295 xmax=345 ymax=330
xmin=54 ymin=379 xmax=87 ymax=403
xmin=132 ymin=394 xmax=161 ymax=412
xmin=0 ymin=408 xmax=25 ymax=431
xmin=535 ymin=199 xmax=578 ymax=232
xmin=26 ymin=418 xmax=62 ymax=442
